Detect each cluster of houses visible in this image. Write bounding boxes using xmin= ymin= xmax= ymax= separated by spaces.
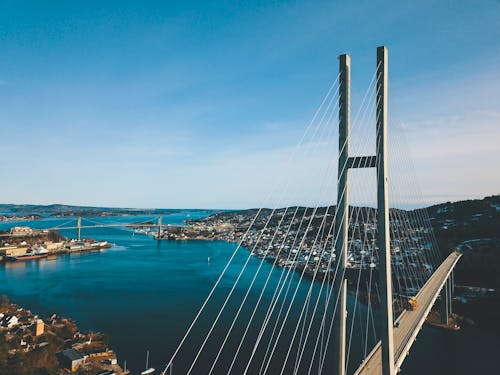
xmin=0 ymin=306 xmax=49 ymax=354
xmin=182 ymin=208 xmax=437 ymax=301
xmin=0 ymin=302 xmax=125 ymax=374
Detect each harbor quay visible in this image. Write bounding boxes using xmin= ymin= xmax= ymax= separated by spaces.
xmin=0 ymin=226 xmax=111 ymax=263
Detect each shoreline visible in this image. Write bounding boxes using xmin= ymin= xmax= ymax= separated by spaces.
xmin=0 ymin=295 xmax=128 ymax=374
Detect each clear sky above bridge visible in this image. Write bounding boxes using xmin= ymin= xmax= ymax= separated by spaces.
xmin=0 ymin=0 xmax=499 ymax=209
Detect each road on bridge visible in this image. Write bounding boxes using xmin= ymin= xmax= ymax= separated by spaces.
xmin=354 ymin=251 xmax=462 ymax=375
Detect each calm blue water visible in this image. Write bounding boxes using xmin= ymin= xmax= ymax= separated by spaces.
xmin=0 ymin=214 xmax=498 ymax=374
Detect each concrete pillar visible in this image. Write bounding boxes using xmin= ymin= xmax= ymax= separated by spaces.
xmin=77 ymin=216 xmax=81 ymax=241
xmin=376 ymin=46 xmax=395 ymax=375
xmin=158 ymin=216 xmax=163 ymax=239
xmin=333 ymin=53 xmax=350 ymax=375
xmin=447 ymin=277 xmax=453 ymax=315
xmin=451 ymin=270 xmax=455 ymax=295
xmin=440 ymin=278 xmax=449 ymax=324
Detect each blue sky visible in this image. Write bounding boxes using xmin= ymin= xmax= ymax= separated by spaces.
xmin=0 ymin=0 xmax=499 ymax=209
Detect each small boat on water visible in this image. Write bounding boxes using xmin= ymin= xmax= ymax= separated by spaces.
xmin=141 ymin=350 xmax=155 ymax=375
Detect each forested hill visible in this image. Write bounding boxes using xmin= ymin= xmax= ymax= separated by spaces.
xmin=425 ymin=195 xmax=500 ymax=289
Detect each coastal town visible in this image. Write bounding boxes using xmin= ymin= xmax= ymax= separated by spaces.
xmin=154 ymin=206 xmax=437 ymax=303
xmin=0 ymin=296 xmax=126 ymax=375
xmin=0 ymin=214 xmax=42 ymax=222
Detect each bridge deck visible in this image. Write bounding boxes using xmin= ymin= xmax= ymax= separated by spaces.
xmin=353 ymin=251 xmax=462 ymax=375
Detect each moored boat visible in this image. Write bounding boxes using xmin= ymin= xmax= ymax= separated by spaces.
xmin=5 ymin=245 xmax=48 ymax=262
xmin=141 ymin=350 xmax=155 ymax=375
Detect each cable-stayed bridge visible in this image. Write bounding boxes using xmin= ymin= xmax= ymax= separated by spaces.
xmin=154 ymin=45 xmax=461 ymax=375
xmin=1 ymin=46 xmax=461 ymax=375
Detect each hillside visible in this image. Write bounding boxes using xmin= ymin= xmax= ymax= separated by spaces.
xmin=0 ymin=203 xmax=201 ymax=218
xmin=426 ymin=195 xmax=500 ymax=289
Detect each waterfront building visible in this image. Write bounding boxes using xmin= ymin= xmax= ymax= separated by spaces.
xmin=34 ymin=318 xmax=44 ymax=336
xmin=0 ymin=314 xmax=19 ymax=328
xmin=57 ymin=348 xmax=86 ymax=372
xmin=10 ymin=226 xmax=33 ymax=236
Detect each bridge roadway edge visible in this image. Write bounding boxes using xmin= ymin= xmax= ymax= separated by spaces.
xmin=353 ymin=251 xmax=462 ymax=375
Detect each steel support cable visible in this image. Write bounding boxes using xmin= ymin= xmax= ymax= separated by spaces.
xmin=316 ymin=79 xmax=383 ymax=374
xmin=311 ymin=69 xmax=380 ymax=371
xmin=161 ymin=75 xmax=341 ymax=374
xmin=275 ymin=173 xmax=359 ymax=375
xmin=363 ymin=225 xmax=377 ymax=358
xmin=261 ymin=63 xmax=375 ymax=369
xmin=291 ymin=94 xmax=344 ymax=372
xmin=258 ymin=70 xmax=378 ymax=371
xmin=387 ymin=199 xmax=420 ymax=295
xmin=259 ymin=144 xmax=354 ymax=375
xmin=357 ymin=211 xmax=373 ymax=361
xmin=345 ymin=218 xmax=368 ymax=370
xmin=220 ymin=78 xmax=342 ymax=371
xmin=388 ymin=209 xmax=420 ymax=307
xmin=187 ymin=193 xmax=306 ymax=374
xmin=310 ymin=209 xmax=368 ymax=375
xmin=11 ymin=218 xmax=78 ymax=234
xmin=297 ymin=80 xmax=381 ymax=375
xmin=389 ymin=117 xmax=441 ymax=265
xmin=390 ymin=179 xmax=438 ymax=294
xmin=273 ymin=81 xmax=382 ymax=375
xmin=350 ymin=195 xmax=378 ymax=368
xmin=253 ymin=200 xmax=326 ymax=374
xmin=242 ymin=107 xmax=351 ymax=375
xmin=363 ymin=91 xmax=409 ymax=317
xmin=256 ymin=147 xmax=358 ymax=373
xmin=52 ymin=218 xmax=78 ymax=229
xmin=302 ymin=98 xmax=380 ymax=373
xmin=259 ymin=141 xmax=350 ymax=375
xmin=208 ymin=82 xmax=344 ymax=374
xmin=223 ymin=96 xmax=343 ymax=375
xmin=389 ymin=117 xmax=441 ymax=267
xmin=207 ymin=206 xmax=295 ymax=375
xmin=314 ymin=189 xmax=376 ymax=375
xmin=388 ymin=129 xmax=438 ymax=286
xmin=396 ymin=190 xmax=438 ymax=284
xmin=390 ymin=206 xmax=426 ymax=291
xmin=360 ymin=93 xmax=409 ymax=316
xmin=389 ymin=130 xmax=434 ymax=285
xmin=254 ymin=64 xmax=378 ymax=375
xmin=186 ymin=75 xmax=343 ymax=375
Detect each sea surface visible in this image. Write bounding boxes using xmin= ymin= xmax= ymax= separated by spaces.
xmin=0 ymin=213 xmax=498 ymax=374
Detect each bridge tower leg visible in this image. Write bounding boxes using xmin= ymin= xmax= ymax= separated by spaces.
xmin=333 ymin=53 xmax=350 ymax=375
xmin=376 ymin=46 xmax=396 ymax=375
xmin=440 ymin=278 xmax=449 ymax=324
xmin=77 ymin=216 xmax=81 ymax=241
xmin=447 ymin=274 xmax=453 ymax=315
xmin=158 ymin=216 xmax=163 ymax=239
xmin=451 ymin=270 xmax=454 ymax=295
